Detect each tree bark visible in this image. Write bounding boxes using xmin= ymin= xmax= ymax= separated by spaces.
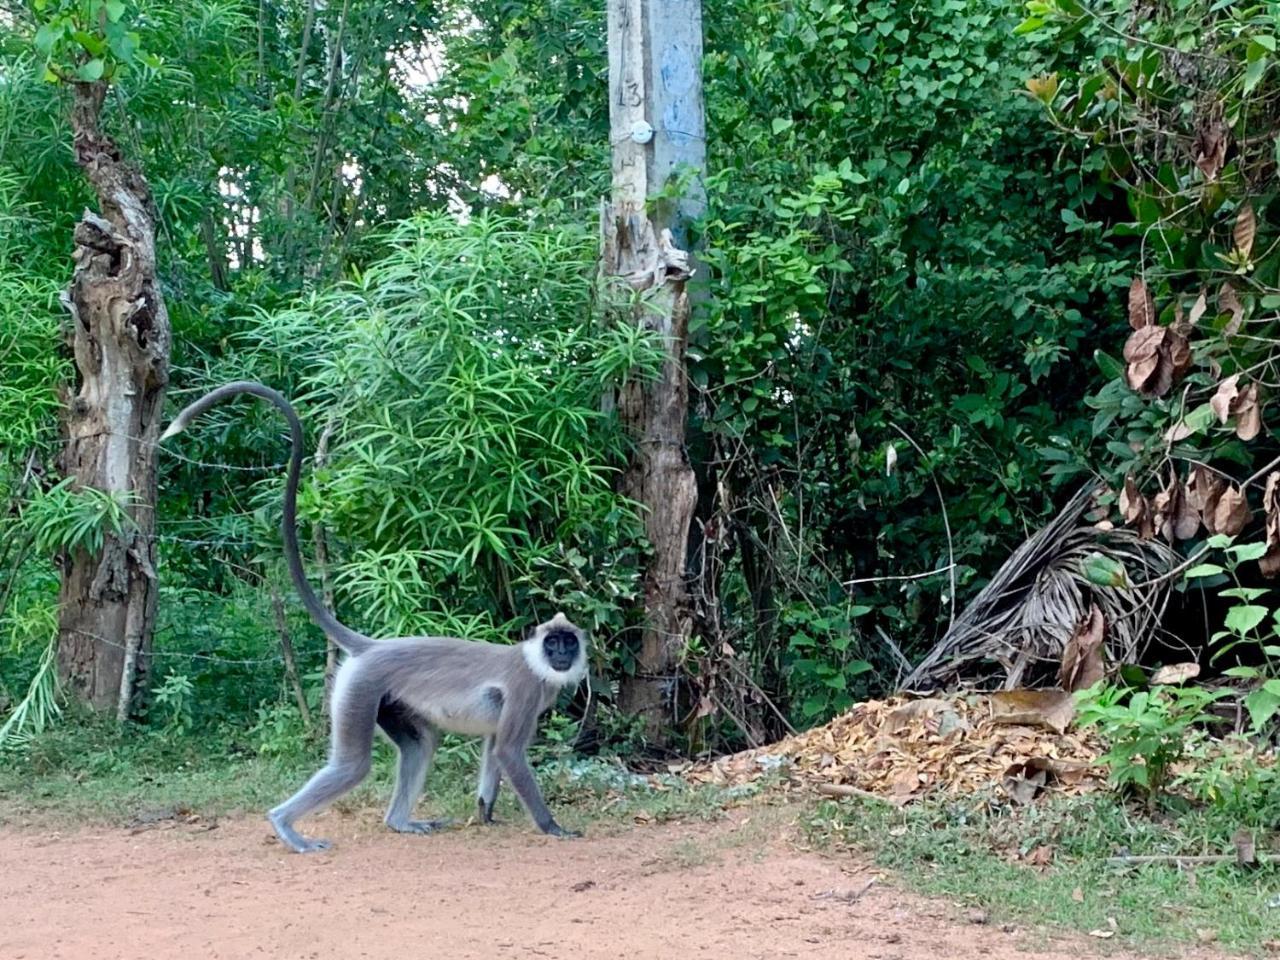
xmin=604 ymin=0 xmax=706 ymax=743
xmin=55 ymin=81 xmax=171 ymax=717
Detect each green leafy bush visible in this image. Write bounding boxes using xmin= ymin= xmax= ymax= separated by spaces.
xmin=1075 ymin=681 xmax=1227 ymax=798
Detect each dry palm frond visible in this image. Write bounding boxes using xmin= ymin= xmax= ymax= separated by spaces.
xmin=902 ymin=483 xmax=1179 ymax=691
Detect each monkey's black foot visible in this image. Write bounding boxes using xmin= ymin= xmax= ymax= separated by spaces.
xmin=269 ymin=813 xmax=332 ymax=853
xmin=545 ymin=823 xmax=583 ymax=839
xmin=388 ymin=818 xmax=450 ymax=835
xmin=477 ymin=800 xmax=500 ymax=825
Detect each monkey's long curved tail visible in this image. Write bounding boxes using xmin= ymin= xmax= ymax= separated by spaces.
xmin=161 ymin=380 xmax=373 ymax=656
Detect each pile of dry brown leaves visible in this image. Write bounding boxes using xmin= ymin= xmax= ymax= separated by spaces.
xmin=678 ymin=690 xmax=1107 ymax=805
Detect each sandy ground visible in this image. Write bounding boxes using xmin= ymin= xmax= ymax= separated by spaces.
xmin=0 ymin=809 xmax=1229 ymax=960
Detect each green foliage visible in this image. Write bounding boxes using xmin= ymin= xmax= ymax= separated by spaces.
xmin=151 ymin=673 xmax=196 ymax=734
xmin=781 ymin=603 xmax=873 ymax=720
xmin=218 ymin=212 xmax=660 ymax=647
xmin=32 ymin=0 xmax=159 ymax=84
xmin=0 ymin=638 xmax=61 ymax=747
xmin=19 ymin=478 xmax=135 ymax=556
xmin=1075 ymin=681 xmax=1227 ymax=798
xmin=0 ymin=0 xmax=1191 ymax=754
xmin=1184 ymin=533 xmax=1280 ymax=733
xmin=1021 ymin=0 xmax=1280 ymax=573
xmin=683 ymin=0 xmax=1134 ymax=730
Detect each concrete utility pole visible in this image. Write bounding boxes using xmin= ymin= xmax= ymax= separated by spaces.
xmin=602 ymin=0 xmax=706 ymax=743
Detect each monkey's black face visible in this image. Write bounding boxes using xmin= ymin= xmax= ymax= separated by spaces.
xmin=542 ymin=629 xmax=581 ymax=672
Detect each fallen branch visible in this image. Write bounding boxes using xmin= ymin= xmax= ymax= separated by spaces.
xmin=1106 ymin=853 xmax=1275 ymax=867
xmin=815 ymin=783 xmax=895 ymax=804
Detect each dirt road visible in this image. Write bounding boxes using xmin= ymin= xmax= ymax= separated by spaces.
xmin=0 ymin=810 xmax=1221 ymax=960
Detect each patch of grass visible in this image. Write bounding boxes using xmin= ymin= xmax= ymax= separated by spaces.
xmin=0 ymin=716 xmax=746 ymax=838
xmin=806 ymin=791 xmax=1280 ymax=956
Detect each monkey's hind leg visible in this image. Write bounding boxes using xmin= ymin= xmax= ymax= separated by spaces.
xmin=378 ymin=700 xmax=450 ymax=835
xmin=267 ymin=678 xmax=378 ymax=853
xmin=476 ymin=735 xmax=502 ymax=824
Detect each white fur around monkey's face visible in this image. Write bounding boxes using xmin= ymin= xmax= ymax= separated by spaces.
xmin=522 ymin=612 xmax=587 ymax=686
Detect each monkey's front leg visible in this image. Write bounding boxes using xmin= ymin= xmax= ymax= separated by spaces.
xmin=496 ymin=746 xmax=582 ymax=839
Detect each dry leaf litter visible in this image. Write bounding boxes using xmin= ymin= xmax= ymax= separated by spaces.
xmin=680 ymin=691 xmax=1106 ymax=805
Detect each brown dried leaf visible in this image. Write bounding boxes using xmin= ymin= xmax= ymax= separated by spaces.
xmin=1123 ymin=326 xmax=1164 ymax=392
xmin=1025 ymin=844 xmax=1054 ymax=867
xmin=1188 ymin=464 xmax=1226 ymax=513
xmin=1261 ymin=473 xmax=1280 ymax=578
xmin=1235 ymin=382 xmax=1263 ymax=441
xmin=1119 ymin=476 xmax=1145 ymax=524
xmin=1153 ymin=473 xmax=1199 ymax=541
xmin=1188 ymin=288 xmax=1208 ymax=326
xmin=1072 ymin=887 xmax=1085 ymax=903
xmin=989 ymin=689 xmax=1075 ymax=735
xmin=1128 ymin=276 xmax=1156 ymax=330
xmin=1192 ymin=113 xmax=1228 ymax=181
xmin=1211 ymin=374 xmax=1241 ymax=424
xmin=1059 ymin=604 xmax=1105 ymax=693
xmin=1235 ymin=203 xmax=1257 ymax=260
xmin=890 ymin=765 xmax=921 ymax=797
xmin=1168 ymin=330 xmax=1192 ymax=380
xmin=1220 ymin=282 xmax=1245 ymax=335
xmin=1212 ymin=485 xmax=1251 ymax=537
xmin=1150 ymin=662 xmax=1200 ymax=685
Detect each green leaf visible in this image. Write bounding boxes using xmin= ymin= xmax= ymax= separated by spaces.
xmin=34 ymin=22 xmax=59 ymax=55
xmin=1224 ymin=604 xmax=1268 ymax=634
xmin=72 ymin=30 xmax=107 ymax=57
xmin=76 ymin=58 xmax=105 ymax=82
xmin=771 ymin=117 xmax=793 ymax=135
xmin=1256 ymin=34 xmax=1278 ymax=52
xmin=1082 ymin=552 xmax=1128 ymax=588
xmin=846 ymin=659 xmax=873 ymax=676
xmin=1184 ymin=563 xmax=1225 ymax=579
xmin=1090 ymin=350 xmax=1121 ymax=381
xmin=895 ymin=176 xmax=910 ymax=195
xmin=1013 ymin=16 xmax=1045 ymax=35
xmin=105 ymin=0 xmax=127 ymax=21
xmin=1223 ymin=665 xmax=1262 ymax=679
xmin=1226 ymin=541 xmax=1269 ymax=561
xmin=1245 ymin=687 xmax=1280 ymax=730
xmin=1244 ymin=56 xmax=1268 ymax=95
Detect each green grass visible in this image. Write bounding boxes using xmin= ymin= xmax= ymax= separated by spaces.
xmin=805 ymin=791 xmax=1280 ymax=956
xmin=0 ymin=716 xmax=743 ymax=833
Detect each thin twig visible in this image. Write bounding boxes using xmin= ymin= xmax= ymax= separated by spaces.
xmin=844 ymin=563 xmax=955 ymax=587
xmin=890 ymin=422 xmax=956 ymax=630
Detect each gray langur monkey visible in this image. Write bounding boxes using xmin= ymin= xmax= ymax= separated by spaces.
xmin=162 ymin=381 xmax=588 ymax=853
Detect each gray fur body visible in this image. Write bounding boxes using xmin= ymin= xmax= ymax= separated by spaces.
xmin=162 ymin=381 xmax=587 ymax=853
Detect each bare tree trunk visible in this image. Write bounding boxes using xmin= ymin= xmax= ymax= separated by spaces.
xmin=56 ymin=81 xmax=171 ymax=717
xmin=604 ymin=0 xmax=706 ymax=744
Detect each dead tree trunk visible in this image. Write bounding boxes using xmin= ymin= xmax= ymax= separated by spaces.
xmin=604 ymin=0 xmax=706 ymax=743
xmin=55 ymin=81 xmax=171 ymax=718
